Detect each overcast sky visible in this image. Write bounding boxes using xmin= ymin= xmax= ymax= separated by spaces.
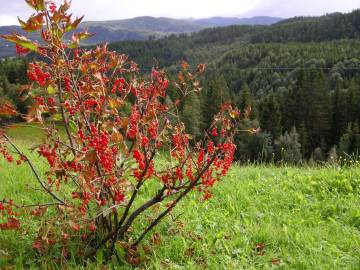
xmin=0 ymin=0 xmax=359 ymax=26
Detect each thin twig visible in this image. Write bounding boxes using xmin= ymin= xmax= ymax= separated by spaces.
xmin=1 ymin=199 xmax=62 ymax=209
xmin=3 ymin=134 xmax=65 ymax=205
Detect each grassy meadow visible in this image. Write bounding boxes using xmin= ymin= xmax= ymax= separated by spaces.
xmin=1 ymin=125 xmax=360 ymax=269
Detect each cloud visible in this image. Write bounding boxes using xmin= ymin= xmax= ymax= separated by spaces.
xmin=0 ymin=15 xmax=18 ymax=26
xmin=246 ymin=0 xmax=359 ymax=17
xmin=67 ymin=0 xmax=262 ymax=20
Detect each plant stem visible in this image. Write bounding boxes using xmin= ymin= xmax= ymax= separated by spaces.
xmin=3 ymin=134 xmax=65 ymax=205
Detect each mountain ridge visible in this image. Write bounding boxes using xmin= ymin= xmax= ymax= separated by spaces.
xmin=0 ymin=15 xmax=283 ymax=58
xmin=193 ymin=16 xmax=283 ymax=27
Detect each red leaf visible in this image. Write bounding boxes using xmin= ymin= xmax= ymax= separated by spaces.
xmin=0 ymin=218 xmax=20 ymax=230
xmin=0 ymin=102 xmax=18 ymax=116
xmin=32 ymin=240 xmax=42 ymax=251
xmin=70 ymin=221 xmax=80 ymax=231
xmin=31 ymin=207 xmax=47 ymax=217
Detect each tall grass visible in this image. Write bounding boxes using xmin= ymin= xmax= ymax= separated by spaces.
xmin=1 ymin=125 xmax=360 ymax=269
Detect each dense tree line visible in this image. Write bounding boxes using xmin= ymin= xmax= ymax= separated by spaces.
xmin=205 ymin=41 xmax=360 ymax=162
xmin=174 ymin=66 xmax=360 ymax=163
xmin=251 ymin=10 xmax=360 ymax=43
xmin=0 ymin=58 xmax=29 ymax=117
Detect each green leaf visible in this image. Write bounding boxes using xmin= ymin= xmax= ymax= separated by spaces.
xmin=96 ymin=248 xmax=104 ymax=264
xmin=1 ymin=34 xmax=39 ymax=53
xmin=65 ymin=16 xmax=84 ymax=32
xmin=51 ymin=114 xmax=62 ymax=121
xmin=17 ymin=40 xmax=38 ymax=52
xmin=67 ymin=42 xmax=78 ymax=49
xmin=69 ymin=120 xmax=77 ymax=132
xmin=47 ymin=85 xmax=57 ymax=94
xmin=78 ymin=31 xmax=95 ymax=41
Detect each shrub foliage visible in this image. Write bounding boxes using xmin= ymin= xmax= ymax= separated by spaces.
xmin=0 ymin=0 xmax=241 ymax=262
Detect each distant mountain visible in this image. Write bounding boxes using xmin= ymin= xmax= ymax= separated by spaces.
xmin=79 ymin=16 xmax=205 ymax=44
xmin=193 ymin=16 xmax=284 ymax=27
xmin=82 ymin=16 xmax=202 ymax=33
xmin=0 ymin=17 xmax=200 ymax=58
xmin=0 ymin=16 xmax=204 ymax=57
xmin=0 ymin=15 xmax=284 ymax=58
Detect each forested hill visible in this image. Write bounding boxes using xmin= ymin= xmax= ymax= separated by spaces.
xmin=251 ymin=11 xmax=360 ymax=42
xmin=105 ymin=9 xmax=360 ymax=163
xmin=107 ymin=9 xmax=360 ymax=68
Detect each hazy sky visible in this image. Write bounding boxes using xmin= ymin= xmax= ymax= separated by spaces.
xmin=0 ymin=0 xmax=359 ymax=26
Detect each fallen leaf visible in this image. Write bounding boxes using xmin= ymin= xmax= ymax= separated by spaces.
xmin=271 ymin=258 xmax=281 ymax=265
xmin=255 ymin=243 xmax=266 ymax=251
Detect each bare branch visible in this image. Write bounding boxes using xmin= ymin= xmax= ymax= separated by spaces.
xmin=3 ymin=134 xmax=65 ymax=205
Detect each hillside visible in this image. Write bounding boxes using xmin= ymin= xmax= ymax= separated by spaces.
xmin=104 ymin=9 xmax=360 ymax=162
xmin=106 ymin=9 xmax=360 ymax=68
xmin=0 ymin=15 xmax=282 ymax=58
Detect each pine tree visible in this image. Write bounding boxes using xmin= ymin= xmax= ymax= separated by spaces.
xmin=202 ymin=76 xmax=231 ymax=129
xmin=338 ymin=122 xmax=360 ymax=156
xmin=331 ymin=83 xmax=349 ymax=145
xmin=306 ymin=70 xmax=331 ymax=151
xmin=282 ymin=69 xmax=308 ymax=131
xmin=258 ymin=93 xmax=282 ymax=140
xmin=347 ymin=78 xmax=360 ymax=123
xmin=298 ymin=121 xmax=310 ymax=157
xmin=237 ymin=83 xmax=252 ymax=112
xmin=282 ymin=69 xmax=331 ymax=153
xmin=181 ymin=92 xmax=203 ymax=140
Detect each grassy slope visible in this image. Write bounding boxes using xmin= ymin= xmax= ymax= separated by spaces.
xmin=1 ymin=126 xmax=360 ymax=269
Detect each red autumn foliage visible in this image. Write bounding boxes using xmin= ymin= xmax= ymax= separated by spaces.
xmin=0 ymin=0 xmax=242 ymax=261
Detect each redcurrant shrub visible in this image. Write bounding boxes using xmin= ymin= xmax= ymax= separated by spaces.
xmin=0 ymin=0 xmax=242 ymax=263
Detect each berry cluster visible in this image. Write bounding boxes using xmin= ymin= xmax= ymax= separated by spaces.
xmin=15 ymin=44 xmax=30 ymax=56
xmin=27 ymin=63 xmax=50 ymax=87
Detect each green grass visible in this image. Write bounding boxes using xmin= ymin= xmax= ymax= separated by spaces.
xmin=1 ymin=125 xmax=360 ymax=269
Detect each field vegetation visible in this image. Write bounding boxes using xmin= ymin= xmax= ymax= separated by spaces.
xmin=1 ymin=126 xmax=360 ymax=269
